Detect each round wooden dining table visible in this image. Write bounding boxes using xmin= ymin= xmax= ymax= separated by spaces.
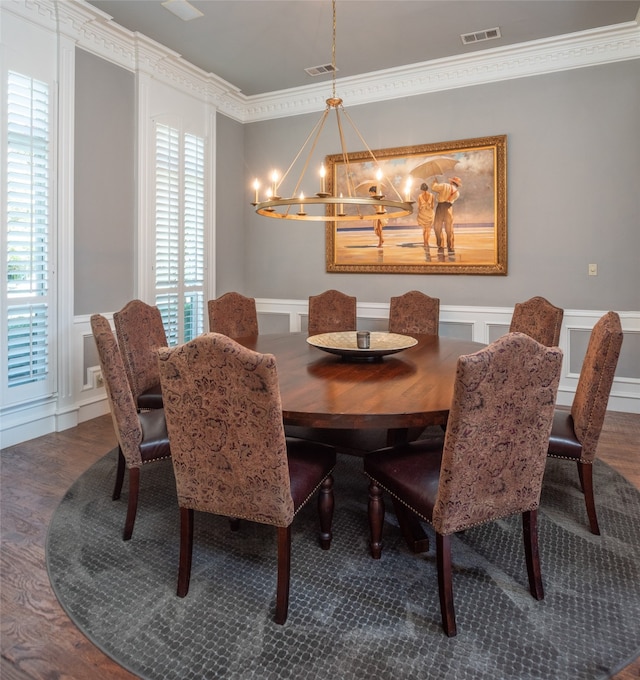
xmin=236 ymin=332 xmax=484 ymax=430
xmin=238 ymin=331 xmax=484 ymax=552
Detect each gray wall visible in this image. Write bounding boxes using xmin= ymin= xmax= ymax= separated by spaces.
xmin=242 ymin=60 xmax=640 ymax=311
xmin=74 ymin=49 xmax=135 ymax=315
xmin=72 ymin=51 xmax=639 ymax=315
xmin=215 ymin=113 xmax=247 ymax=295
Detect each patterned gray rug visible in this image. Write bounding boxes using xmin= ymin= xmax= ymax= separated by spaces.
xmin=46 ymin=449 xmax=640 ymax=680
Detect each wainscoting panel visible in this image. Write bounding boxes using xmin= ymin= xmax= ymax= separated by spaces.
xmin=73 ymin=303 xmax=640 ymax=420
xmin=251 ymin=300 xmax=639 ymax=414
xmin=2 ymin=304 xmax=637 ymax=448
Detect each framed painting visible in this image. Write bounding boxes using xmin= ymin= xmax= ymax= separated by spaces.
xmin=325 ymin=134 xmax=507 ymax=274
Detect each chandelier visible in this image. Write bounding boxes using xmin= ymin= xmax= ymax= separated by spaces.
xmin=251 ymin=0 xmax=414 ymax=222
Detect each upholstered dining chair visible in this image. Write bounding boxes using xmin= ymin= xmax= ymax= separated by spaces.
xmin=364 ymin=332 xmax=563 ymax=637
xmin=157 ymin=332 xmax=337 ymax=625
xmin=207 ymin=291 xmax=259 ymax=337
xmin=388 ymin=290 xmax=440 ymax=335
xmin=90 ymin=314 xmax=171 ymax=540
xmin=547 ymin=311 xmax=623 ymax=535
xmin=509 ymin=295 xmax=563 ymax=346
xmin=307 ymin=289 xmax=357 ymax=336
xmin=113 ymin=299 xmax=167 ymax=410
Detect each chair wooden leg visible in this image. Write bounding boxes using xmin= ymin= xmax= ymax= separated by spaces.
xmin=318 ymin=475 xmax=334 ymax=550
xmin=522 ymin=509 xmax=544 ymax=601
xmin=122 ymin=467 xmax=140 ymax=541
xmin=578 ymin=461 xmax=600 ymax=535
xmin=112 ymin=446 xmax=125 ymax=501
xmin=275 ymin=525 xmax=291 ymax=625
xmin=368 ymin=481 xmax=385 ymax=559
xmin=576 ymin=459 xmax=586 ymax=493
xmin=436 ymin=532 xmax=457 ymax=637
xmin=177 ymin=507 xmax=194 ymax=598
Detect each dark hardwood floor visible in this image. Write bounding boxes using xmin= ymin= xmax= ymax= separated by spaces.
xmin=2 ymin=412 xmax=639 ymax=679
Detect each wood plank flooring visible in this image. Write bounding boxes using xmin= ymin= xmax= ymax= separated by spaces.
xmin=2 ymin=412 xmax=639 ymax=679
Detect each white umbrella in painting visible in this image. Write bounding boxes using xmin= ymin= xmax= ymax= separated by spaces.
xmin=409 ymin=156 xmax=459 ymax=180
xmin=354 ymin=180 xmax=389 ymax=196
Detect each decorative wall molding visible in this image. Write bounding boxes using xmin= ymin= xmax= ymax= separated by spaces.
xmin=0 ymin=304 xmax=637 ymax=448
xmin=6 ymin=1 xmax=638 ymax=124
xmin=57 ymin=0 xmax=136 ymax=67
xmin=242 ymin=22 xmax=640 ymax=122
xmin=255 ymin=301 xmax=639 ymax=414
xmin=3 ymin=0 xmax=57 ymax=30
xmin=56 ymin=32 xmax=77 ymax=410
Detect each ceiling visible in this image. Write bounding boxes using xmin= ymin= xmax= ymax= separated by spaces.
xmin=85 ymin=0 xmax=640 ymax=97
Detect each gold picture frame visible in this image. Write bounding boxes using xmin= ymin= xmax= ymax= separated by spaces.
xmin=325 ymin=135 xmax=507 ymax=274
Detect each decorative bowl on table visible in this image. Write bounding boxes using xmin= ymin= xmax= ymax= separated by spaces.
xmin=306 ymin=331 xmax=417 ymax=361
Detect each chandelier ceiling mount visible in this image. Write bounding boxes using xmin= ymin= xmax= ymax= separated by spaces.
xmin=251 ymin=0 xmax=414 ymax=223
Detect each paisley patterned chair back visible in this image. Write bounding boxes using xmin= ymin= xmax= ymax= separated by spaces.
xmin=433 ymin=332 xmax=562 ymax=535
xmin=157 ymin=332 xmax=336 ymax=624
xmin=509 ymin=296 xmax=563 ymax=346
xmin=113 ymin=299 xmax=167 ymax=409
xmin=388 ymin=290 xmax=440 ymax=335
xmin=90 ymin=313 xmax=170 ymax=540
xmin=307 ymin=289 xmax=357 ymax=336
xmin=365 ymin=332 xmax=563 ymax=636
xmin=548 ymin=311 xmax=623 ymax=534
xmin=207 ymin=291 xmax=259 ymax=338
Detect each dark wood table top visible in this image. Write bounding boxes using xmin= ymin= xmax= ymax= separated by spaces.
xmin=236 ymin=332 xmax=484 ymax=430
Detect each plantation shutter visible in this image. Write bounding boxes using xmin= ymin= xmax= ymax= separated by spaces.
xmin=3 ymin=71 xmax=53 ymax=401
xmin=154 ymin=123 xmax=205 ymax=345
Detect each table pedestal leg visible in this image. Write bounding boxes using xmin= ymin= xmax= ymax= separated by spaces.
xmin=386 ymin=427 xmax=431 ymax=553
xmin=392 ymin=498 xmax=430 ymax=553
xmin=386 ymin=428 xmax=408 ymax=446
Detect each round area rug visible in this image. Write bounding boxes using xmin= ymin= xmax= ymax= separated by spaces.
xmin=47 ymin=450 xmax=640 ymax=680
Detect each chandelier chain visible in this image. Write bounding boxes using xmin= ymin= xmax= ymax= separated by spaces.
xmin=332 ymin=0 xmax=337 ymax=101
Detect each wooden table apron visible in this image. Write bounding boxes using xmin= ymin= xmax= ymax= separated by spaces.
xmin=236 ymin=333 xmax=485 ymax=430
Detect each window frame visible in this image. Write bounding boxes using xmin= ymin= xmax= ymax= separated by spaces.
xmin=2 ymin=69 xmax=56 ymax=405
xmin=152 ymin=118 xmax=208 ymax=345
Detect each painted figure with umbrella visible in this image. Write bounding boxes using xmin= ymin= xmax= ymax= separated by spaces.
xmin=409 ymin=156 xmax=460 ymax=182
xmin=410 ymin=157 xmax=461 ymax=255
xmin=416 ymin=182 xmax=435 ymax=248
xmin=354 ymin=179 xmax=389 ymax=248
xmin=369 ymin=185 xmax=387 ymax=247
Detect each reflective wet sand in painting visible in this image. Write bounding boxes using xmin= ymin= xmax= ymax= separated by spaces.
xmin=334 ymin=224 xmax=495 ymax=266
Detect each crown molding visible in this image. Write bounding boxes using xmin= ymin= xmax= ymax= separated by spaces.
xmin=241 ymin=21 xmax=640 ymax=122
xmin=57 ymin=1 xmax=137 ymax=68
xmin=53 ymin=0 xmax=247 ymax=119
xmin=4 ymin=1 xmax=639 ymax=124
xmin=2 ymin=0 xmax=58 ymax=29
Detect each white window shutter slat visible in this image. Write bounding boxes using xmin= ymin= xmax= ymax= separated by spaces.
xmin=3 ymin=72 xmax=52 ymax=396
xmin=154 ymin=123 xmax=205 ymax=344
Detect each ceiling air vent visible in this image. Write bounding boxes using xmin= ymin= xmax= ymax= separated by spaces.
xmin=461 ymin=27 xmax=501 ymax=45
xmin=161 ymin=0 xmax=203 ymax=21
xmin=305 ymin=64 xmax=338 ymax=77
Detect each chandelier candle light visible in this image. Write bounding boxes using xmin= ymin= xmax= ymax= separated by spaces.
xmin=251 ymin=0 xmax=414 ymax=223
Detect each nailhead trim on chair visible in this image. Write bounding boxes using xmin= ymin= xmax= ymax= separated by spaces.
xmin=365 ymin=474 xmax=539 ymax=536
xmin=183 ymin=469 xmax=336 ymax=524
xmin=292 ymin=469 xmax=336 ymax=519
xmin=141 ymin=455 xmax=172 ymax=465
xmin=546 ymin=454 xmax=591 ymax=462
